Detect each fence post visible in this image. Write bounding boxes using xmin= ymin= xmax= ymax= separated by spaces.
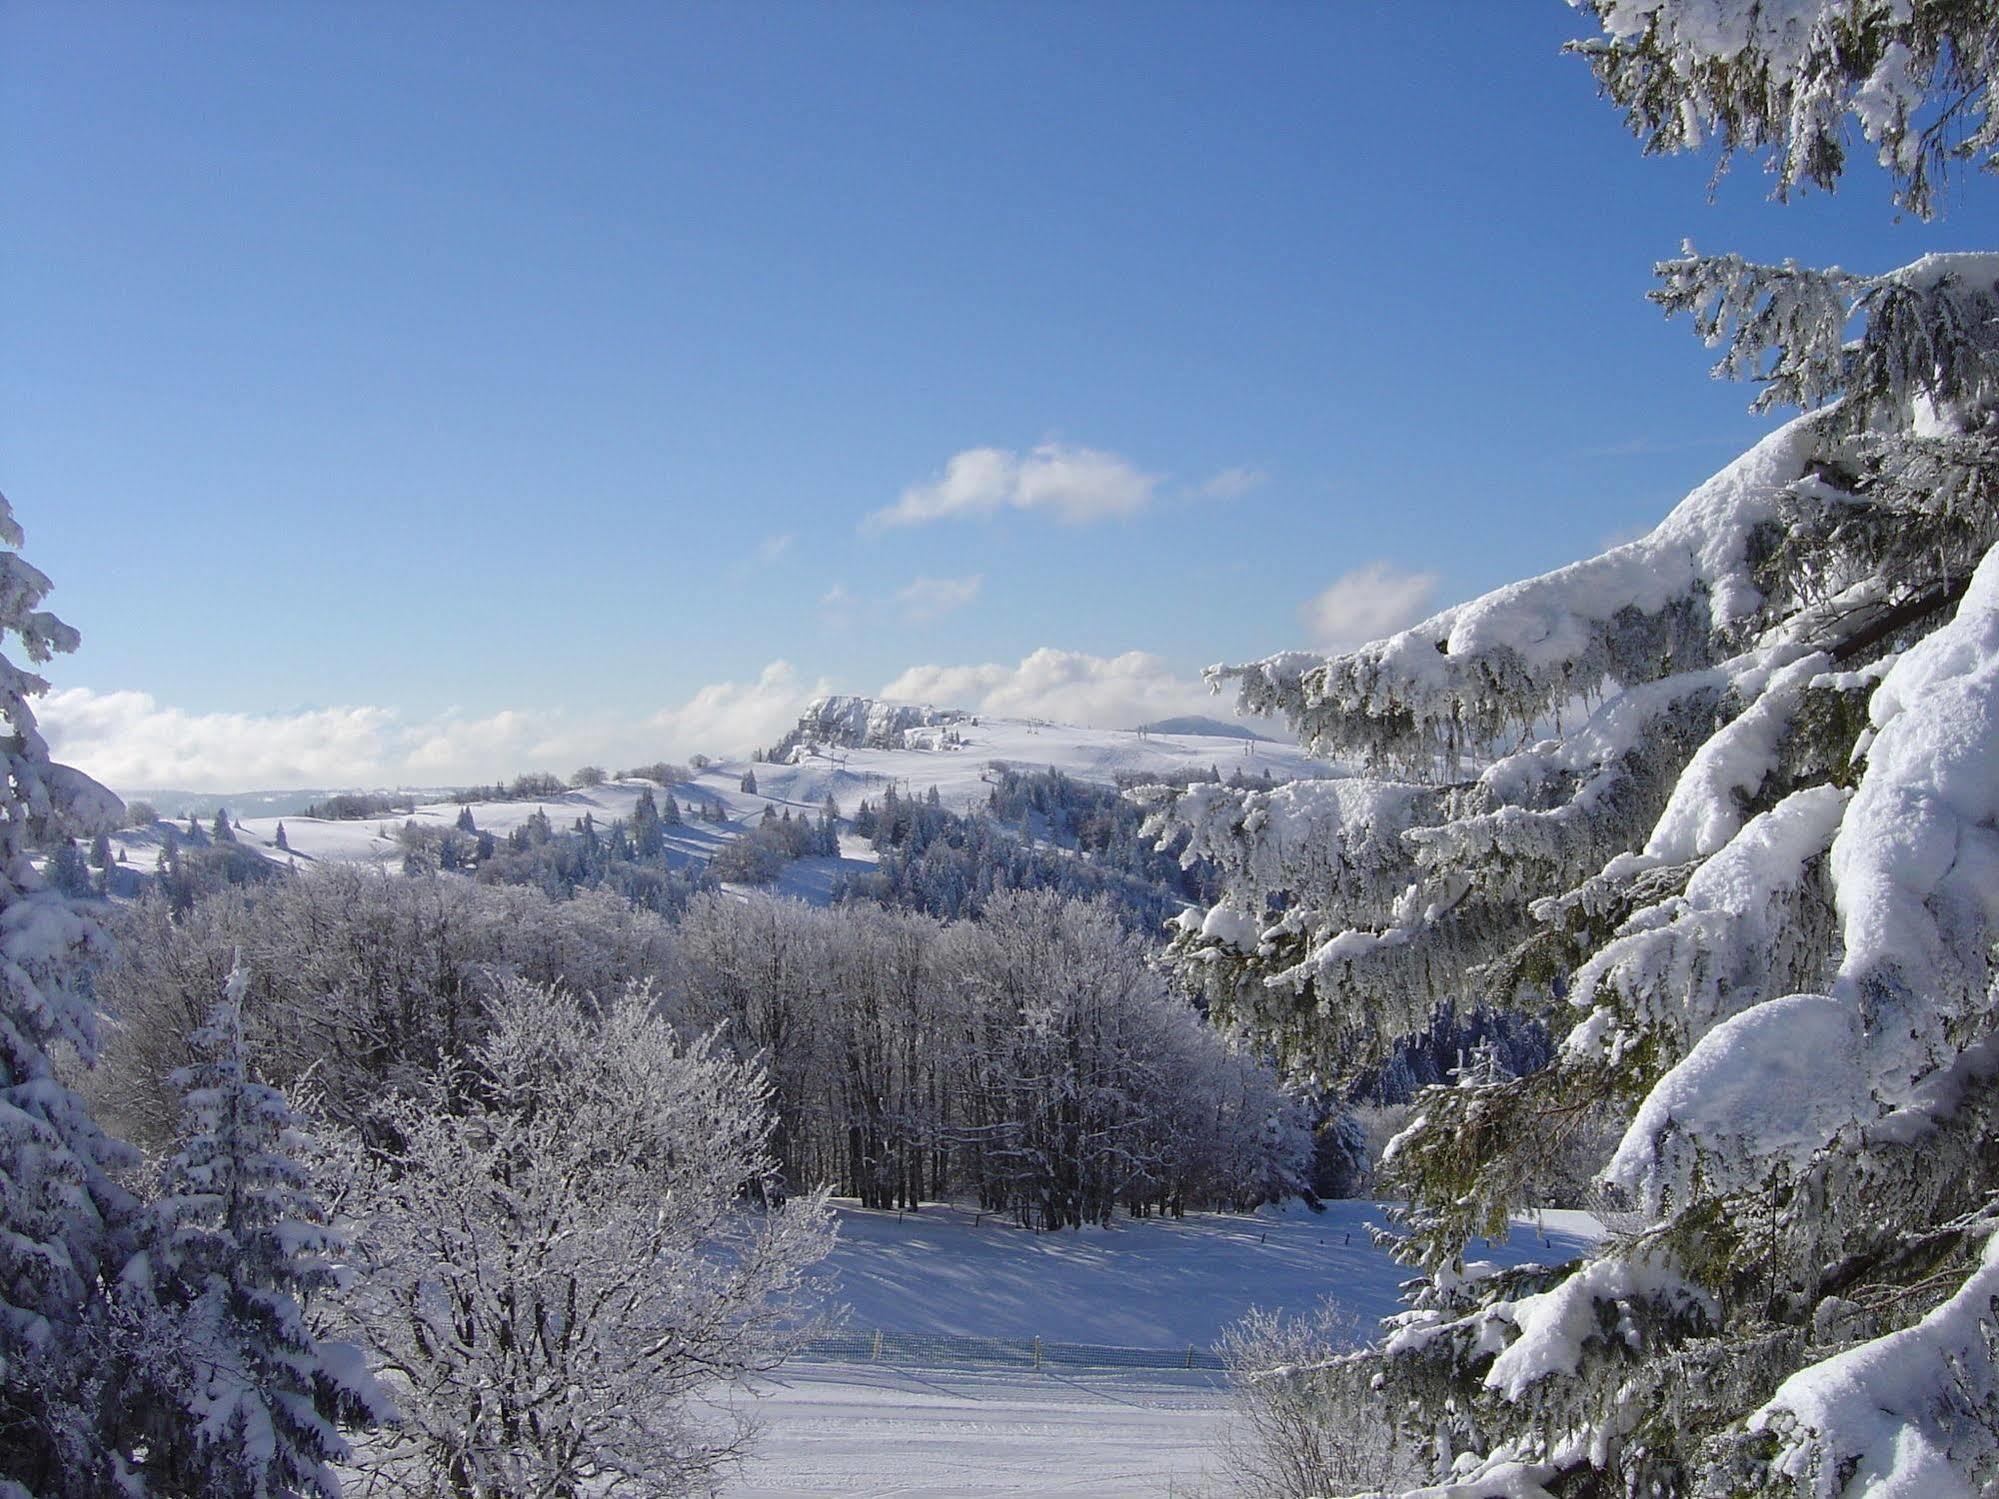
xmin=1033 ymin=1335 xmax=1042 ymax=1370
xmin=871 ymin=1329 xmax=883 ymax=1363
xmin=1185 ymin=1345 xmax=1195 ymax=1370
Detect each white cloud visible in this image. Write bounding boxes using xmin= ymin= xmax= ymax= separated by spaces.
xmin=879 ymin=647 xmax=1223 ymax=729
xmin=41 ymin=688 xmax=409 ymax=790
xmin=40 ymin=663 xmax=831 ymax=792
xmin=645 ymin=660 xmax=828 ymax=761
xmin=1193 ymin=465 xmax=1267 ymax=502
xmin=866 ymin=443 xmax=1158 ymax=531
xmin=896 ymin=573 xmax=983 ymax=622
xmin=1302 ymin=562 xmax=1440 ymax=650
xmin=755 ymin=531 xmax=796 ymax=564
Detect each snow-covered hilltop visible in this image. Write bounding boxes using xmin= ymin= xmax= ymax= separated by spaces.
xmin=771 ymin=695 xmax=969 ymax=755
xmin=103 ymin=708 xmax=1330 ymax=897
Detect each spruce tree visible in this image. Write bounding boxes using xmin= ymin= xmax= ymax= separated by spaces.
xmin=0 ymin=496 xmax=132 ymax=1497
xmin=1148 ymin=9 xmax=1999 ymax=1494
xmin=47 ymin=840 xmax=92 ymax=899
xmin=633 ymin=786 xmax=665 ymax=858
xmin=110 ymin=963 xmax=382 ymax=1497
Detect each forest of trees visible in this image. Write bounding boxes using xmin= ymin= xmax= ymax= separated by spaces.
xmin=832 ymin=768 xmax=1219 ymax=929
xmin=0 ymin=551 xmax=1320 ymax=1496
xmin=90 ymin=872 xmax=1309 ymax=1232
xmin=18 ymin=4 xmax=1999 ymax=1496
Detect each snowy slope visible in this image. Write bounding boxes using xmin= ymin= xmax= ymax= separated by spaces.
xmin=813 ymin=1199 xmax=1599 ymax=1348
xmin=720 ymin=1200 xmax=1598 ymax=1498
xmin=719 ymin=1365 xmax=1228 ymax=1498
xmin=104 ymin=716 xmax=1330 ymax=901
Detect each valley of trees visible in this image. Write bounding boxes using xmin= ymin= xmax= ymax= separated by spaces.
xmin=0 ymin=491 xmax=1313 ymax=1493
xmin=14 ymin=4 xmax=1999 ymax=1497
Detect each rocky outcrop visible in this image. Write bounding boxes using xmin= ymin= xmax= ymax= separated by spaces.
xmin=768 ymin=696 xmax=968 ymax=758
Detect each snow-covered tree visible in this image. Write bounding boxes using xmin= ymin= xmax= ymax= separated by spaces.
xmin=47 ymin=839 xmax=92 ymax=898
xmin=1573 ymin=0 xmax=1999 ymax=219
xmin=337 ymin=980 xmax=833 ymax=1499
xmin=110 ymin=961 xmax=384 ymax=1497
xmin=0 ymin=495 xmax=128 ymax=1497
xmin=1136 ymin=11 xmax=1999 ymax=1494
xmin=92 ymin=869 xmax=676 ymax=1153
xmin=631 ymin=786 xmax=665 ymax=856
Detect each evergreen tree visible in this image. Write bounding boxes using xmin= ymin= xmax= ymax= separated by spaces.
xmin=633 ymin=786 xmax=666 ymax=858
xmin=88 ymin=831 xmax=111 ymax=872
xmin=110 ymin=963 xmax=383 ymax=1497
xmin=740 ymin=768 xmax=758 ymax=794
xmin=47 ymin=840 xmax=92 ymax=899
xmin=1572 ymin=0 xmax=1999 ymax=221
xmin=1148 ymin=10 xmax=1999 ymax=1494
xmin=661 ymin=790 xmax=683 ymax=827
xmin=211 ymin=809 xmax=236 ymax=844
xmin=0 ymin=496 xmax=132 ymax=1497
xmin=454 ymin=805 xmax=476 ymax=835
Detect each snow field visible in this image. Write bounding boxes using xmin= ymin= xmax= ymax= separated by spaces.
xmin=722 ymin=1200 xmax=1598 ymax=1495
xmin=717 ymin=1364 xmax=1229 ymax=1497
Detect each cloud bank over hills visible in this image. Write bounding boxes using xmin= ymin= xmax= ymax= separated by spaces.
xmin=42 ymin=645 xmax=1257 ymax=792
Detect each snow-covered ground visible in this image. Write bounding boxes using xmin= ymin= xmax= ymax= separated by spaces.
xmin=721 ymin=1199 xmax=1598 ymax=1496
xmin=720 ymin=1364 xmax=1229 ymax=1497
xmin=104 ymin=714 xmax=1330 ymax=904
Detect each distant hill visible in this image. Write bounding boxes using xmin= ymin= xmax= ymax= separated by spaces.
xmin=104 ymin=712 xmax=1331 ymax=908
xmin=1135 ymin=715 xmax=1272 ymax=742
xmin=118 ymin=787 xmax=462 ymax=820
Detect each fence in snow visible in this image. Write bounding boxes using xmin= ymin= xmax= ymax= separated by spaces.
xmin=794 ymin=1329 xmax=1228 ymax=1372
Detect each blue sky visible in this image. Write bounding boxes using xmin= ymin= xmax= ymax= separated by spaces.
xmin=9 ymin=2 xmax=1999 ymax=788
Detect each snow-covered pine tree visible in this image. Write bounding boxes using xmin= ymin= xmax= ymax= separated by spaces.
xmin=0 ymin=495 xmax=130 ymax=1498
xmin=632 ymin=786 xmax=666 ymax=857
xmin=111 ymin=961 xmax=383 ymax=1497
xmin=1140 ymin=9 xmax=1999 ymax=1494
xmin=47 ymin=840 xmax=92 ymax=899
xmin=1571 ymin=0 xmax=1999 ymax=222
